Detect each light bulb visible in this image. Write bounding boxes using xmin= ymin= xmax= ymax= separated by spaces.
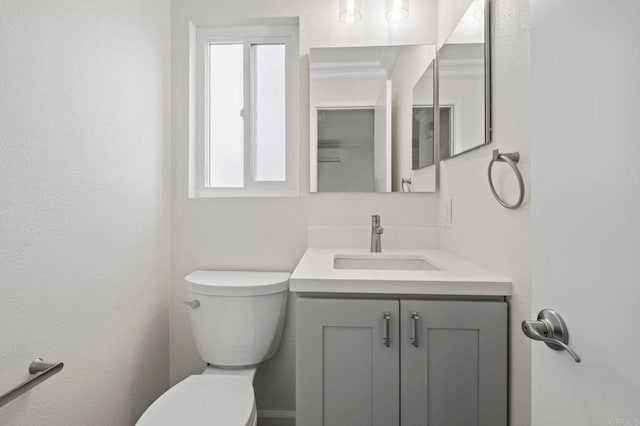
xmin=473 ymin=0 xmax=485 ymax=20
xmin=386 ymin=0 xmax=409 ymax=21
xmin=340 ymin=0 xmax=362 ymax=24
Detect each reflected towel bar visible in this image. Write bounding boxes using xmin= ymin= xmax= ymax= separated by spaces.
xmin=0 ymin=359 xmax=64 ymax=408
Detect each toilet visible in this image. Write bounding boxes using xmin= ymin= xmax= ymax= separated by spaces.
xmin=136 ymin=270 xmax=290 ymax=426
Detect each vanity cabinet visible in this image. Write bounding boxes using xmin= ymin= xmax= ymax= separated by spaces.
xmin=296 ymin=297 xmax=507 ymax=426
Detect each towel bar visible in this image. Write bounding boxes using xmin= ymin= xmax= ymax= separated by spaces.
xmin=0 ymin=358 xmax=64 ymax=408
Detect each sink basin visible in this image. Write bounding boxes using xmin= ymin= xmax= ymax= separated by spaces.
xmin=334 ymin=254 xmax=441 ymax=271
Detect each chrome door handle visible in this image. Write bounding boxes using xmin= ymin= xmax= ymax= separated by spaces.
xmin=410 ymin=312 xmax=420 ymax=347
xmin=383 ymin=312 xmax=391 ymax=347
xmin=183 ymin=300 xmax=200 ymax=309
xmin=522 ymin=309 xmax=581 ymax=363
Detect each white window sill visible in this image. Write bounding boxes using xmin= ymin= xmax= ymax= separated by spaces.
xmin=190 ymin=187 xmax=299 ymax=199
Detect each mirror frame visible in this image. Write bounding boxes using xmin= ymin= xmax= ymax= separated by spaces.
xmin=437 ymin=0 xmax=492 ymax=162
xmin=485 ymin=0 xmax=492 ymax=146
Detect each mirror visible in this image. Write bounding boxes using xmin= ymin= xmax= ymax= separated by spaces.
xmin=310 ymin=45 xmax=437 ymax=193
xmin=437 ymin=0 xmax=491 ymax=160
xmin=411 ymin=61 xmax=437 ymax=170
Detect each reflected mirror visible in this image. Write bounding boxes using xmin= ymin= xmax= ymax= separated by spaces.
xmin=310 ymin=45 xmax=437 ymax=193
xmin=437 ymin=0 xmax=491 ymax=160
xmin=411 ymin=61 xmax=437 ymax=170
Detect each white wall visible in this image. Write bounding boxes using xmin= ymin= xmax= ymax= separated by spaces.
xmin=440 ymin=76 xmax=485 ymax=153
xmin=439 ymin=1 xmax=531 ymax=425
xmin=438 ymin=0 xmax=475 ymax=48
xmin=0 ymin=0 xmax=171 ymax=425
xmin=374 ymin=82 xmax=392 ymax=192
xmin=170 ymin=0 xmax=439 ymax=420
xmin=439 ymin=44 xmax=486 ymax=154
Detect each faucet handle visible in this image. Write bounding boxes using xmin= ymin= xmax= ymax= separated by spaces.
xmin=375 ymin=225 xmax=384 ymax=234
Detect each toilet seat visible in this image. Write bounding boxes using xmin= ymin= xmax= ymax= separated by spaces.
xmin=136 ymin=375 xmax=257 ymax=426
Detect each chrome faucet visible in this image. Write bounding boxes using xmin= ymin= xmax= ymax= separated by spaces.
xmin=370 ymin=215 xmax=384 ymax=252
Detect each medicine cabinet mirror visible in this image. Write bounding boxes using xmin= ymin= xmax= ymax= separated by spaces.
xmin=437 ymin=0 xmax=492 ymax=160
xmin=308 ymin=0 xmax=492 ymax=192
xmin=310 ymin=45 xmax=437 ymax=193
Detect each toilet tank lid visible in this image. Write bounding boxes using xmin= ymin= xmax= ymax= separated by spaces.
xmin=185 ymin=270 xmax=290 ymax=296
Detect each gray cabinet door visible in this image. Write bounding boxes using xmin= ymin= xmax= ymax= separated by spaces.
xmin=297 ymin=298 xmax=400 ymax=426
xmin=400 ymin=300 xmax=507 ymax=426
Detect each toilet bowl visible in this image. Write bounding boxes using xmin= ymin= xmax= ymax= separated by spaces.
xmin=136 ymin=271 xmax=290 ymax=426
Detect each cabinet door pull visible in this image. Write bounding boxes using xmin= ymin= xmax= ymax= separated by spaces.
xmin=383 ymin=312 xmax=391 ymax=347
xmin=410 ymin=312 xmax=420 ymax=347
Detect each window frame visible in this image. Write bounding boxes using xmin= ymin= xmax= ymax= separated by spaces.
xmin=193 ymin=22 xmax=299 ymax=198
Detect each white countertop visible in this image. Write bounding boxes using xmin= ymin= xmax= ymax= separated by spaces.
xmin=290 ymin=248 xmax=512 ymax=296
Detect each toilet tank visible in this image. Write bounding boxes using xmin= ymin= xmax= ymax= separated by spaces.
xmin=184 ymin=271 xmax=290 ymax=367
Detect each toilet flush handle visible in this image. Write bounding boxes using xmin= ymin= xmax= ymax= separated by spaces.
xmin=183 ymin=300 xmax=200 ymax=309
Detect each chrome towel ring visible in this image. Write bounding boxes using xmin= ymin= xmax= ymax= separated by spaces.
xmin=488 ymin=149 xmax=525 ymax=209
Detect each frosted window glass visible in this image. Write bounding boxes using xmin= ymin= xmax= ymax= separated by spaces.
xmin=253 ymin=44 xmax=286 ymax=182
xmin=208 ymin=44 xmax=244 ymax=188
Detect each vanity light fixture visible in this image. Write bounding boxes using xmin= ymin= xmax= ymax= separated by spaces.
xmin=339 ymin=0 xmax=362 ymax=24
xmin=339 ymin=0 xmax=409 ymax=24
xmin=386 ymin=0 xmax=409 ymax=21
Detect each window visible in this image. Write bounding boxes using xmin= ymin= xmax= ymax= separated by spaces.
xmin=191 ymin=21 xmax=299 ymax=197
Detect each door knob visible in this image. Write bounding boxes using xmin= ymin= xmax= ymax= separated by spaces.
xmin=522 ymin=309 xmax=581 ymax=363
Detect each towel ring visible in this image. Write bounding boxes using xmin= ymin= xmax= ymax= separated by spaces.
xmin=488 ymin=149 xmax=525 ymax=209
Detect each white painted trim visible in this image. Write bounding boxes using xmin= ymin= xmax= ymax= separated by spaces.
xmin=310 ymin=88 xmax=389 ymax=193
xmin=195 ymin=187 xmax=299 ymax=198
xmin=439 ymin=58 xmax=484 ymax=79
xmin=257 ymin=410 xmax=296 ymax=419
xmin=378 ymin=46 xmax=401 ymax=77
xmin=188 ymin=21 xmax=198 ymax=198
xmin=190 ymin=19 xmax=299 ymax=198
xmin=309 ymin=61 xmax=387 ymax=81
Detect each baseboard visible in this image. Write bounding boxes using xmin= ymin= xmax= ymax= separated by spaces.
xmin=257 ymin=410 xmax=296 ymax=426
